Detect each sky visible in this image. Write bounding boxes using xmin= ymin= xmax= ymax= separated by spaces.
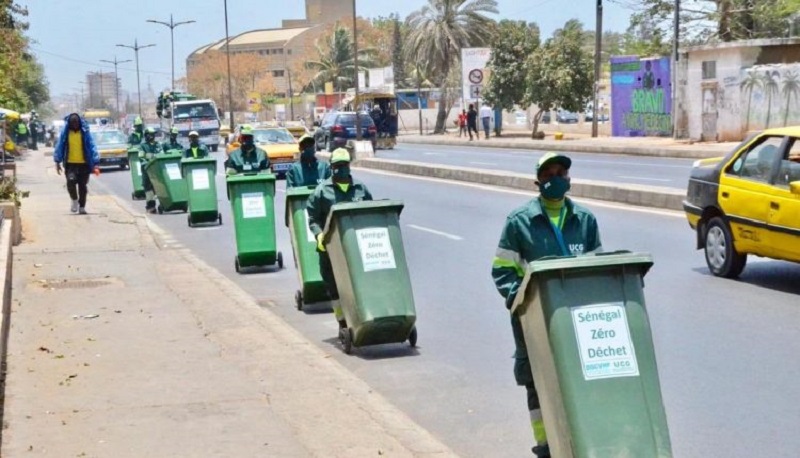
xmin=23 ymin=0 xmax=632 ymax=99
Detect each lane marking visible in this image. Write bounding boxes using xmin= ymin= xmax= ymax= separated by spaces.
xmin=423 ymin=152 xmax=446 ymax=156
xmin=469 ymin=161 xmax=498 ymax=166
xmin=616 ymin=175 xmax=673 ymax=182
xmin=407 ymin=224 xmax=464 ymax=241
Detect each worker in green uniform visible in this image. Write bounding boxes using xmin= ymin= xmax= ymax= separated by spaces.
xmin=224 ymin=126 xmax=269 ymax=174
xmin=139 ymin=127 xmax=162 ymax=213
xmin=306 ymin=148 xmax=373 ymax=329
xmin=161 ymin=126 xmax=183 ymax=152
xmin=491 ymin=152 xmax=602 ymax=458
xmin=286 ymin=134 xmax=331 ymax=189
xmin=183 ymin=131 xmax=209 ymax=159
xmin=128 ymin=117 xmax=144 ymax=145
xmin=15 ymin=120 xmax=28 ymax=146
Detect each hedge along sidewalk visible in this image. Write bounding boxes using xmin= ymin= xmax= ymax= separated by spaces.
xmin=355 ymin=158 xmax=685 ymax=212
xmin=397 ymin=134 xmax=736 ymax=160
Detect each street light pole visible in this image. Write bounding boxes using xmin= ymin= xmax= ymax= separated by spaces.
xmin=672 ymin=0 xmax=680 ymax=139
xmin=283 ymin=44 xmax=295 ymax=120
xmin=100 ymin=56 xmax=133 ymax=118
xmin=352 ymin=0 xmax=362 ymax=141
xmin=147 ymin=14 xmax=196 ymax=91
xmin=224 ymin=0 xmax=234 ymax=132
xmin=592 ymin=0 xmax=603 ymax=138
xmin=117 ymin=39 xmax=156 ymax=119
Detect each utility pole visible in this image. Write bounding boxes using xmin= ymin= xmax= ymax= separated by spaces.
xmin=592 ymin=0 xmax=603 ymax=138
xmin=283 ymin=44 xmax=295 ymax=120
xmin=352 ymin=0 xmax=362 ymax=141
xmin=147 ymin=14 xmax=196 ymax=91
xmin=224 ymin=0 xmax=234 ymax=131
xmin=672 ymin=0 xmax=680 ymax=139
xmin=117 ymin=39 xmax=156 ymax=119
xmin=100 ymin=56 xmax=133 ymax=118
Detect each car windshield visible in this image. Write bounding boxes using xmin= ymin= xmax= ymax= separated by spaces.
xmin=174 ymin=103 xmax=216 ymax=119
xmin=252 ymin=129 xmax=294 ymax=144
xmin=337 ymin=114 xmax=374 ymax=127
xmin=90 ymin=130 xmax=128 ymax=145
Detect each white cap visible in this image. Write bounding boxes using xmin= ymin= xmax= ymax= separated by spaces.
xmin=188 ymin=131 xmax=199 ymax=137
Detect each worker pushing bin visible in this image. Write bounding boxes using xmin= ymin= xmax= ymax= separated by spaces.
xmin=322 ymin=200 xmax=417 ymax=354
xmin=512 ymin=251 xmax=672 ymax=458
xmin=144 ymin=150 xmax=189 ymax=214
xmin=285 ymin=186 xmax=330 ymax=310
xmin=226 ymin=172 xmax=283 ymax=273
xmin=127 ymin=146 xmax=145 ymax=200
xmin=181 ymin=157 xmax=222 ymax=227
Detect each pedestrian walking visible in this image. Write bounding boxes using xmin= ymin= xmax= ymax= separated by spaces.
xmin=491 ymin=152 xmax=603 ymax=458
xmin=458 ymin=109 xmax=467 ymax=137
xmin=467 ymin=104 xmax=479 ymax=141
xmin=53 ymin=113 xmax=100 ymax=215
xmin=306 ymin=148 xmax=372 ymax=330
xmin=480 ymin=104 xmax=493 ymax=139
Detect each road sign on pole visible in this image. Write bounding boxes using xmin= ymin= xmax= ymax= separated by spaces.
xmin=461 ymin=48 xmax=491 ymax=102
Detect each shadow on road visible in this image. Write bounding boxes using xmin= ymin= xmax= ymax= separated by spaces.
xmin=692 ymin=262 xmax=800 ymax=296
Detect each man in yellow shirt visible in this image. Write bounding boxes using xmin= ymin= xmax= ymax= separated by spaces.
xmin=53 ymin=113 xmax=100 ymax=214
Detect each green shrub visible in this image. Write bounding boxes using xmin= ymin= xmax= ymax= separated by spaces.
xmin=0 ymin=177 xmax=29 ymax=207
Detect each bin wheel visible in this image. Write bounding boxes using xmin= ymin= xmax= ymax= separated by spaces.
xmin=235 ymin=256 xmax=241 ymax=273
xmin=187 ymin=214 xmax=193 ymax=227
xmin=277 ymin=252 xmax=284 ymax=269
xmin=408 ymin=327 xmax=418 ymax=348
xmin=157 ymin=205 xmax=164 ymax=214
xmin=217 ymin=213 xmax=223 ymax=225
xmin=295 ymin=290 xmax=303 ymax=311
xmin=182 ymin=204 xmax=188 ymax=213
xmin=341 ymin=328 xmax=353 ymax=354
xmin=131 ymin=192 xmax=136 ymax=200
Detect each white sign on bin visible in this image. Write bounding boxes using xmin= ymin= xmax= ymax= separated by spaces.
xmin=191 ymin=168 xmax=210 ymax=190
xmin=571 ymin=302 xmax=639 ymax=380
xmin=305 ymin=210 xmax=316 ymax=243
xmin=165 ymin=162 xmax=182 ymax=180
xmin=136 ymin=161 xmax=142 ymax=176
xmin=356 ymin=227 xmax=396 ymax=272
xmin=241 ymin=192 xmax=266 ymax=219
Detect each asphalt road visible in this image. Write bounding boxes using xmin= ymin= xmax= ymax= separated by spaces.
xmin=96 ymin=156 xmax=800 ymax=458
xmin=379 ymin=143 xmax=698 ymax=190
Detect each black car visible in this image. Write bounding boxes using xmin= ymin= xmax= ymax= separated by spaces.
xmin=314 ymin=112 xmax=377 ymax=152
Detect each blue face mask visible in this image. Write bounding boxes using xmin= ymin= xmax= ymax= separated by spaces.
xmin=333 ymin=165 xmax=350 ymax=180
xmin=539 ymin=176 xmax=571 ymax=200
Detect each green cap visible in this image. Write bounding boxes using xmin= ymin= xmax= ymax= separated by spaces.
xmin=240 ymin=126 xmax=254 ymax=136
xmin=330 ymin=148 xmax=351 ymax=164
xmin=536 ymin=152 xmax=571 ymax=176
xmin=134 ymin=116 xmax=143 ymax=126
xmin=298 ymin=134 xmax=314 ymax=146
xmin=170 ymin=126 xmax=179 ymax=134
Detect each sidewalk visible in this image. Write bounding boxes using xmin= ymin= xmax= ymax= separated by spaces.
xmin=398 ymin=131 xmax=737 ymax=159
xmin=1 ymin=149 xmax=456 ymax=457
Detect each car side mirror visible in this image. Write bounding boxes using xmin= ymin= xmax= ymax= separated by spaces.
xmin=790 ymin=181 xmax=800 ymax=196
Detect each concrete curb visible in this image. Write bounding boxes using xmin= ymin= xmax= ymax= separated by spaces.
xmin=398 ymin=136 xmax=728 ymax=159
xmin=0 ymin=221 xmax=13 ymax=432
xmin=356 ymin=158 xmax=685 ymax=211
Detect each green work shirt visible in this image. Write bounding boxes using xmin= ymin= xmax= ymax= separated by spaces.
xmin=306 ymin=178 xmax=373 ymax=237
xmin=16 ymin=123 xmax=27 ymax=134
xmin=128 ymin=131 xmax=142 ymax=146
xmin=184 ymin=144 xmax=209 ymax=159
xmin=285 ymin=160 xmax=332 ymax=189
xmin=138 ymin=141 xmax=161 ymax=163
xmin=161 ymin=140 xmax=183 ymax=153
xmin=225 ymin=145 xmax=269 ymax=174
xmin=491 ymin=197 xmax=602 ymax=385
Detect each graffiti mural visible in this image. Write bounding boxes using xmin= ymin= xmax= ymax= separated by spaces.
xmin=610 ymin=56 xmax=673 ymax=137
xmin=741 ymin=64 xmax=800 ymax=134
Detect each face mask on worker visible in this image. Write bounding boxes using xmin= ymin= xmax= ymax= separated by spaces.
xmin=333 ymin=165 xmax=350 ymax=180
xmin=145 ymin=134 xmax=155 ymax=144
xmin=539 ymin=175 xmax=570 ymax=200
xmin=190 ymin=137 xmax=199 ymax=147
xmin=301 ymin=146 xmax=315 ymax=161
xmin=170 ymin=134 xmax=178 ymax=142
xmin=242 ymin=136 xmax=254 ymax=148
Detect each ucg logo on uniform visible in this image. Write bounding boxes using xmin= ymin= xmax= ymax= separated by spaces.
xmin=569 ymin=243 xmax=585 ymax=254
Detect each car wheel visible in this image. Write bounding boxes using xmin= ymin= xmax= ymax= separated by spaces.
xmin=704 ymin=216 xmax=747 ymax=278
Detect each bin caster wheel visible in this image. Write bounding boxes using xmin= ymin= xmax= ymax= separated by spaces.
xmin=187 ymin=215 xmax=193 ymax=227
xmin=217 ymin=213 xmax=222 ymax=225
xmin=157 ymin=205 xmax=164 ymax=214
xmin=408 ymin=327 xmax=418 ymax=348
xmin=235 ymin=256 xmax=241 ymax=273
xmin=341 ymin=327 xmax=353 ymax=354
xmin=295 ymin=290 xmax=303 ymax=311
xmin=183 ymin=204 xmax=188 ymax=213
xmin=277 ymin=252 xmax=284 ymax=269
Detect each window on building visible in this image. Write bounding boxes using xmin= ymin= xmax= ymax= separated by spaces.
xmin=702 ymin=61 xmax=717 ymax=80
xmin=287 ymin=49 xmax=292 ymax=55
xmin=272 ymin=70 xmax=285 ymax=77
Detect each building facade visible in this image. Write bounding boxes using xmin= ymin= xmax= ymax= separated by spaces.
xmin=86 ymin=71 xmax=118 ymax=110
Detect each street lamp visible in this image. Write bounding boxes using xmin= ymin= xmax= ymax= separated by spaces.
xmin=352 ymin=0 xmax=362 ymax=141
xmin=592 ymin=0 xmax=603 ymax=138
xmin=223 ymin=0 xmax=234 ymax=131
xmin=116 ymin=39 xmax=156 ymax=119
xmin=100 ymin=56 xmax=133 ymax=118
xmin=146 ymin=14 xmax=196 ymax=91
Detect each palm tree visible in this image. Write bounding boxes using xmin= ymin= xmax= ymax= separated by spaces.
xmin=306 ymin=25 xmax=375 ymax=93
xmin=740 ymin=71 xmax=762 ymax=132
xmin=781 ymin=70 xmax=800 ymax=127
xmin=761 ymin=70 xmax=781 ymax=128
xmin=405 ymin=0 xmax=498 ymax=134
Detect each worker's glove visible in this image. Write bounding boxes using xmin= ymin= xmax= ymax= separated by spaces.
xmin=316 ymin=233 xmax=326 ymax=252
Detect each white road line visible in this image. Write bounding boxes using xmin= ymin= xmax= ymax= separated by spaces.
xmin=423 ymin=152 xmax=446 ymax=156
xmin=469 ymin=161 xmax=498 ymax=166
xmin=616 ymin=175 xmax=673 ymax=182
xmin=407 ymin=224 xmax=464 ymax=241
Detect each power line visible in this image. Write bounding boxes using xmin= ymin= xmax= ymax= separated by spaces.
xmin=29 ymin=46 xmax=172 ymax=76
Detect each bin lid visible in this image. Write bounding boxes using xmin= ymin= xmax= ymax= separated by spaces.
xmin=180 ymin=157 xmax=216 ymax=166
xmin=323 ymin=199 xmax=404 ymax=242
xmin=526 ymin=251 xmax=653 ymax=277
xmin=153 ymin=151 xmax=183 ymax=161
xmin=225 ymin=172 xmax=276 ymax=184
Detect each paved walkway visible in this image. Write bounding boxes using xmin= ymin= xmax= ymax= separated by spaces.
xmin=1 ymin=149 xmax=456 ymax=457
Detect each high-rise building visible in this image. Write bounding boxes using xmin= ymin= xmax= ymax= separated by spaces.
xmin=86 ymin=71 xmax=118 ymax=110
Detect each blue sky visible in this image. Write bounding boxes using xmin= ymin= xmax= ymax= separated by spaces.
xmin=24 ymin=0 xmax=632 ymax=97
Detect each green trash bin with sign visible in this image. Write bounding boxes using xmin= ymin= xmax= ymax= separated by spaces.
xmin=127 ymin=146 xmax=145 ymax=200
xmin=181 ymin=157 xmax=222 ymax=227
xmin=285 ymin=186 xmax=330 ymax=310
xmin=322 ymin=200 xmax=417 ymax=354
xmin=144 ymin=150 xmax=189 ymax=214
xmin=512 ymin=251 xmax=672 ymax=458
xmin=226 ymin=172 xmax=283 ymax=273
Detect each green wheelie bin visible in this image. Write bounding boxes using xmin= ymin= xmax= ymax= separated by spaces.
xmin=512 ymin=251 xmax=672 ymax=458
xmin=127 ymin=146 xmax=145 ymax=200
xmin=144 ymin=150 xmax=189 ymax=214
xmin=181 ymin=157 xmax=222 ymax=227
xmin=322 ymin=200 xmax=417 ymax=354
xmin=226 ymin=172 xmax=283 ymax=273
xmin=285 ymin=186 xmax=329 ymax=310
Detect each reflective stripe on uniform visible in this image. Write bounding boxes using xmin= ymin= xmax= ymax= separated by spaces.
xmin=493 ymin=248 xmax=525 ymax=277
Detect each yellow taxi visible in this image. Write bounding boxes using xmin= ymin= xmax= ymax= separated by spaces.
xmin=226 ymin=125 xmax=297 ymax=178
xmin=684 ymin=127 xmax=800 ymax=277
xmin=283 ymin=121 xmax=309 ymax=139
